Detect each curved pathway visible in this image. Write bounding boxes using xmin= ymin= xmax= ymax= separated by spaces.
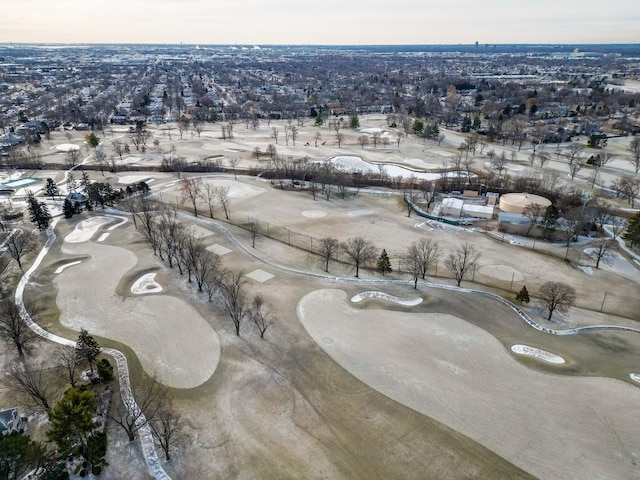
xmin=14 ymin=217 xmax=171 ymax=480
xmin=176 ymin=210 xmax=640 ymax=338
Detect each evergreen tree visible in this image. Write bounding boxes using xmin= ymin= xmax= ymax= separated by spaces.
xmin=63 ymin=199 xmax=75 ymax=219
xmin=26 ymin=193 xmax=52 ymax=231
xmin=349 ymin=115 xmax=360 ymax=130
xmin=44 ymin=178 xmax=59 ymax=199
xmin=623 ymin=211 xmax=640 ymax=248
xmin=75 ymin=329 xmax=100 ymax=372
xmin=376 ymin=249 xmax=393 ymax=276
xmin=80 ymin=171 xmax=91 ymax=194
xmin=47 ymin=388 xmax=98 ymax=463
xmin=515 ymin=285 xmax=530 ymax=304
xmin=538 ymin=204 xmax=559 ymax=240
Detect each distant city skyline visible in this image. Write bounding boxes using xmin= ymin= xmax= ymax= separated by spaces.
xmin=2 ymin=0 xmax=638 ymax=45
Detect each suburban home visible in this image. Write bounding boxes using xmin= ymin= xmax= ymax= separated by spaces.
xmin=66 ymin=191 xmax=89 ymax=211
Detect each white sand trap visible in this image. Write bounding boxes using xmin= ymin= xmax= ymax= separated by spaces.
xmin=207 ymin=244 xmax=232 ymax=256
xmin=246 ymin=269 xmax=274 ymax=283
xmin=351 ymin=291 xmax=423 ymax=306
xmin=511 ymin=344 xmax=565 ymax=364
xmin=347 ymin=209 xmax=375 ymax=216
xmin=54 ymin=260 xmax=82 ymax=274
xmin=185 ymin=224 xmax=214 ymax=239
xmin=630 ymin=373 xmax=640 ymax=383
xmin=118 ymin=175 xmax=149 ymax=184
xmin=56 ymin=143 xmax=80 ymax=152
xmin=298 ymin=289 xmax=640 ymax=480
xmin=478 ymin=264 xmax=524 ymax=282
xmin=64 ymin=216 xmax=113 ymax=243
xmin=97 ymin=233 xmax=109 ymax=242
xmin=131 ymin=273 xmax=162 ymax=294
xmin=301 ymin=210 xmax=327 ymax=219
xmin=578 ymin=265 xmax=594 ymax=275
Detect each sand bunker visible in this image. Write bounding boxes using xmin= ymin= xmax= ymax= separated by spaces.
xmin=297 ymin=289 xmax=640 ymax=479
xmin=131 ymin=273 xmax=162 ymax=294
xmin=478 ymin=264 xmax=524 ymax=282
xmin=351 ymin=291 xmax=423 ymax=306
xmin=301 ymin=210 xmax=328 ymax=219
xmin=97 ymin=233 xmax=110 ymax=242
xmin=64 ymin=216 xmax=113 ymax=243
xmin=54 ymin=260 xmax=82 ymax=274
xmin=629 ymin=373 xmax=640 ymax=383
xmin=511 ymin=344 xmax=565 ymax=364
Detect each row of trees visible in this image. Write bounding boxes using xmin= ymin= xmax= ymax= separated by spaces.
xmin=125 ymin=197 xmax=275 ymax=337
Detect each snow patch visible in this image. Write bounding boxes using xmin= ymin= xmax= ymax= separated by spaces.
xmin=630 ymin=373 xmax=640 ymax=383
xmin=351 ymin=291 xmax=423 ymax=306
xmin=54 ymin=260 xmax=81 ymax=274
xmin=511 ymin=344 xmax=565 ymax=364
xmin=64 ymin=216 xmax=112 ymax=243
xmin=131 ymin=273 xmax=162 ymax=294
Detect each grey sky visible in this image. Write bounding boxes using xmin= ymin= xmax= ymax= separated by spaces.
xmin=2 ymin=0 xmax=638 ymax=44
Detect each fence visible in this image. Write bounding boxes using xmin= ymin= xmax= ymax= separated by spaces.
xmin=226 ymin=214 xmax=640 ymax=320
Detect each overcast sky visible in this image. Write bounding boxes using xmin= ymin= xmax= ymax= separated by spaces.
xmin=2 ymin=0 xmax=638 ymax=45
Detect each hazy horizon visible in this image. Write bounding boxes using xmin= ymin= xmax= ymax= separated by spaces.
xmin=2 ymin=0 xmax=638 ymax=45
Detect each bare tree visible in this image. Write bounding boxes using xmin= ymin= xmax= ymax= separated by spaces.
xmin=111 ymin=377 xmax=166 ymax=441
xmin=444 ymin=243 xmax=480 ymax=286
xmin=0 ymin=300 xmax=35 ymax=356
xmin=215 ymin=186 xmax=231 ymax=220
xmin=342 ymin=237 xmax=377 ymax=278
xmin=149 ymin=400 xmax=186 ymax=461
xmin=564 ymin=143 xmax=584 ymax=165
xmin=178 ymin=177 xmax=203 ymax=217
xmin=357 ymin=135 xmax=369 ymax=149
xmin=228 ymin=157 xmax=241 ymax=179
xmin=569 ymin=161 xmax=582 ymax=181
xmin=55 ymin=345 xmax=81 ymax=388
xmin=622 ymin=177 xmax=640 ymax=208
xmin=200 ymin=182 xmax=218 ymax=218
xmin=523 ymin=203 xmax=545 ymax=237
xmin=65 ymin=149 xmax=81 ymax=167
xmin=591 ymin=239 xmax=615 ymax=269
xmin=248 ymin=219 xmax=260 ymax=248
xmin=318 ymin=237 xmax=340 ymax=272
xmin=6 ymin=361 xmax=55 ymax=412
xmin=314 ymin=131 xmax=322 ymax=147
xmin=5 ymin=230 xmax=33 ymax=270
xmin=193 ymin=250 xmax=221 ymax=292
xmin=539 ymin=281 xmax=576 ymax=320
xmin=271 ymin=127 xmax=279 ymax=145
xmin=219 ymin=270 xmax=247 ymax=336
xmin=248 ymin=294 xmax=275 ymax=338
xmin=112 ymin=140 xmax=125 ymax=160
xmin=403 ymin=238 xmax=440 ymax=287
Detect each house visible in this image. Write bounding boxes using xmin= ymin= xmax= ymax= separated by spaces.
xmin=66 ymin=192 xmax=88 ymax=211
xmin=0 ymin=407 xmax=26 ymax=435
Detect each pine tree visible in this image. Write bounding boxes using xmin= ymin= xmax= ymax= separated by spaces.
xmin=376 ymin=249 xmax=393 ymax=276
xmin=349 ymin=114 xmax=360 ymax=130
xmin=63 ymin=199 xmax=75 ymax=219
xmin=26 ymin=193 xmax=52 ymax=231
xmin=44 ymin=178 xmax=59 ymax=199
xmin=515 ymin=285 xmax=530 ymax=304
xmin=75 ymin=329 xmax=101 ymax=373
xmin=623 ymin=211 xmax=640 ymax=248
